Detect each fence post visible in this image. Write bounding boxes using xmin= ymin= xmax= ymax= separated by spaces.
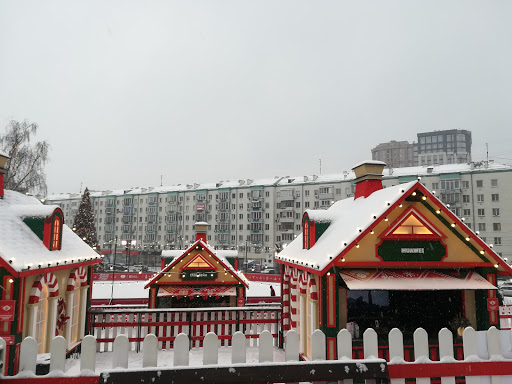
xmin=143 ymin=334 xmax=158 ymax=368
xmin=81 ymin=335 xmax=97 ymax=372
xmin=259 ymin=330 xmax=273 ymax=363
xmin=438 ymin=328 xmax=455 ymax=384
xmin=0 ymin=337 xmax=6 ymax=376
xmin=487 ymin=326 xmax=502 ymax=384
xmin=203 ymin=332 xmax=218 ymax=365
xmin=462 ymin=327 xmax=480 ymax=384
xmin=174 ymin=333 xmax=189 ymax=367
xmin=337 ymin=329 xmax=353 ymax=384
xmin=19 ymin=337 xmax=37 ymax=374
xmin=49 ymin=336 xmax=67 ymax=372
xmin=311 ymin=329 xmax=326 ymax=384
xmin=112 ymin=334 xmax=129 ymax=369
xmin=285 ymin=330 xmax=299 ymax=362
xmin=311 ymin=329 xmax=326 ymax=361
xmin=413 ymin=328 xmax=430 ymax=384
xmin=388 ymin=328 xmax=404 ymax=384
xmin=363 ymin=328 xmax=378 ymax=384
xmin=232 ymin=331 xmax=246 ymax=364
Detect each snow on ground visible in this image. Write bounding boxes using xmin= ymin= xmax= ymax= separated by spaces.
xmin=92 ymin=280 xmax=281 ymax=300
xmin=65 ymin=345 xmax=286 ymax=375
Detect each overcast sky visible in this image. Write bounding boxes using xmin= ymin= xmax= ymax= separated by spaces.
xmin=1 ymin=1 xmax=511 ymax=195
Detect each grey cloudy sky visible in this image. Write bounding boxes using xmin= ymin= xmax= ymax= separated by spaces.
xmin=1 ymin=1 xmax=511 ymax=195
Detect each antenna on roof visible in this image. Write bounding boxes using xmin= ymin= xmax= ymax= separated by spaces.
xmin=319 ymin=158 xmax=322 ymax=175
xmin=486 ymin=143 xmax=489 ymax=167
xmin=161 ymin=175 xmax=163 ymax=186
xmin=79 ymin=182 xmax=82 ymax=194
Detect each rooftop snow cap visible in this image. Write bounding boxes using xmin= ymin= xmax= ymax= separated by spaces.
xmin=0 ymin=152 xmax=9 ymax=199
xmin=352 ymin=160 xmax=386 ymax=199
xmin=195 ymin=222 xmax=209 ymax=243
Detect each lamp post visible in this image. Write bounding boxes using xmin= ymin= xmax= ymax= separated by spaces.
xmin=245 ymin=240 xmax=249 ymax=273
xmin=122 ymin=239 xmax=136 ymax=271
xmin=109 ymin=236 xmax=118 ymax=305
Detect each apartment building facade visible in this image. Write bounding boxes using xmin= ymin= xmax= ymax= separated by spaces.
xmin=371 ymin=129 xmax=472 ymax=168
xmin=45 ymin=162 xmax=512 ymax=266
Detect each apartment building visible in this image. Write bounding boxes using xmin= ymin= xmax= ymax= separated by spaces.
xmin=414 ymin=129 xmax=472 ymax=166
xmin=371 ymin=140 xmax=414 ymax=168
xmin=371 ymin=129 xmax=472 ymax=168
xmin=45 ymin=161 xmax=512 ymax=266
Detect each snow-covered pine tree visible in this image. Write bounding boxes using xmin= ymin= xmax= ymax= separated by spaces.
xmin=73 ymin=187 xmax=100 ymax=252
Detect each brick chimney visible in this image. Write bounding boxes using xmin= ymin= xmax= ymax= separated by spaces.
xmin=352 ymin=160 xmax=386 ymax=199
xmin=0 ymin=152 xmax=9 ymax=199
xmin=194 ymin=222 xmax=209 ymax=243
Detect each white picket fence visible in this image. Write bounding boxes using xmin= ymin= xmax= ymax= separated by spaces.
xmin=4 ymin=326 xmax=512 ymax=383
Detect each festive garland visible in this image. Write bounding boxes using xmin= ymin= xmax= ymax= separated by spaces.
xmin=56 ymin=297 xmax=70 ymax=335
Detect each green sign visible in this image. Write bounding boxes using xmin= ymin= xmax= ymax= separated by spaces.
xmin=377 ymin=240 xmax=446 ymax=262
xmin=181 ymin=270 xmax=216 ymax=281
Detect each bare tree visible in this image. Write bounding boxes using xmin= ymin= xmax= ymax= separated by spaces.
xmin=0 ymin=120 xmax=50 ymax=195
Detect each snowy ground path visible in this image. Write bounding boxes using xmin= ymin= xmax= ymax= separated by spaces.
xmin=65 ymin=345 xmax=286 ymax=376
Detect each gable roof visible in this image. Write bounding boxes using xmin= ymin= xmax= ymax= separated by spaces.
xmin=145 ymin=239 xmax=249 ymax=288
xmin=276 ymin=181 xmax=512 ymax=277
xmin=0 ymin=190 xmax=101 ymax=276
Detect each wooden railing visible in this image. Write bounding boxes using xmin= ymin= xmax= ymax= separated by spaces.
xmin=87 ymin=306 xmax=281 ymax=351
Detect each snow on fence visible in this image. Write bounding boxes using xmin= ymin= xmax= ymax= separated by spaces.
xmin=5 ymin=326 xmax=512 ymax=384
xmin=87 ymin=306 xmax=280 ymax=352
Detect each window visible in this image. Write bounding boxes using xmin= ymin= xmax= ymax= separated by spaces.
xmin=463 ymin=195 xmax=470 ymax=203
xmin=493 ymin=223 xmax=501 ymax=231
xmin=477 ymin=194 xmax=484 ymax=202
xmin=432 ymin=183 xmax=439 ymax=190
xmin=476 ymin=180 xmax=483 ymax=187
xmin=35 ymin=285 xmax=49 ymax=353
xmin=477 ymin=209 xmax=485 ymax=216
xmin=462 ymin=181 xmax=469 ymax=189
xmin=69 ymin=277 xmax=81 ymax=345
xmin=463 ymin=209 xmax=471 ymax=216
xmin=493 ymin=208 xmax=500 ymax=216
xmin=52 ymin=215 xmax=61 ymax=250
xmin=491 ymin=179 xmax=498 ymax=187
xmin=492 ymin=194 xmax=499 ymax=202
xmin=441 ymin=180 xmax=460 ymax=190
xmin=478 ymin=223 xmax=486 ymax=231
xmin=494 ymin=237 xmax=502 ymax=245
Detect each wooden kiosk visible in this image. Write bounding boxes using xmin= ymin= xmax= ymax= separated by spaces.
xmin=276 ymin=160 xmax=512 ymax=360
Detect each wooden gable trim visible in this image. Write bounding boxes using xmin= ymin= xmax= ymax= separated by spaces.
xmin=379 ymin=206 xmax=445 ymax=241
xmin=145 ymin=240 xmax=249 ymax=288
xmin=414 ymin=183 xmax=512 ymax=276
xmin=182 ymin=254 xmax=216 ymax=270
xmin=319 ymin=181 xmax=511 ymax=276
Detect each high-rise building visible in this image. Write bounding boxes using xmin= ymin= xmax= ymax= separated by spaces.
xmin=45 ymin=161 xmax=512 ymax=267
xmin=371 ymin=140 xmax=414 ymax=168
xmin=414 ymin=129 xmax=472 ymax=166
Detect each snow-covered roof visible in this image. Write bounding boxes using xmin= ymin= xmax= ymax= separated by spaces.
xmin=0 ymin=190 xmax=101 ymax=272
xmin=44 ymin=162 xmax=512 ymax=200
xmin=276 ymin=182 xmax=417 ymax=271
xmin=92 ymin=279 xmax=280 ymax=300
xmin=351 ymin=160 xmax=387 ymax=169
